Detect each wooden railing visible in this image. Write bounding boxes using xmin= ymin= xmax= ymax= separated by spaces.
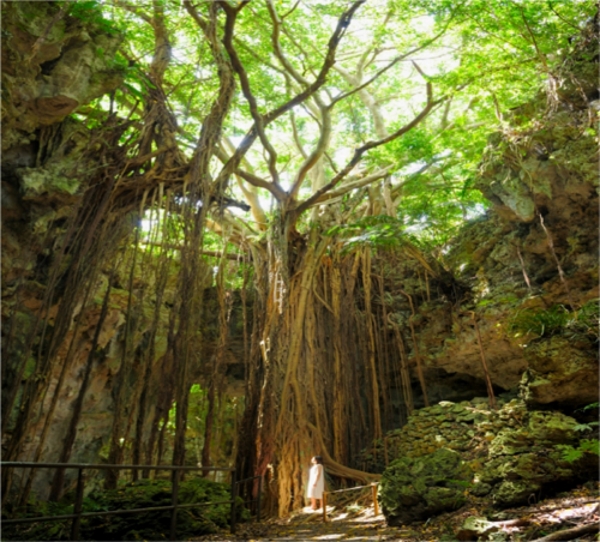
xmin=1 ymin=462 xmax=262 ymax=540
xmin=322 ymin=482 xmax=380 ymax=522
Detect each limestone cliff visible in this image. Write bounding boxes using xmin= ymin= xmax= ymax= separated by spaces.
xmin=392 ymin=20 xmax=599 ymax=409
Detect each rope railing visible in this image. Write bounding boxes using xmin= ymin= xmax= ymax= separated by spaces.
xmin=1 ymin=461 xmax=262 ymax=540
xmin=322 ymin=482 xmax=380 ymax=522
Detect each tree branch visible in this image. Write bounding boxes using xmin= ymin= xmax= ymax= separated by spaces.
xmin=183 ymin=0 xmax=237 ymax=193
xmin=289 ymin=107 xmax=308 ymax=159
xmin=235 ymin=170 xmax=287 ymax=201
xmin=309 ymin=165 xmax=396 ymax=205
xmin=267 ymin=0 xmax=333 ymax=201
xmin=212 ymin=0 xmax=366 ymax=194
xmin=330 ymin=23 xmax=450 ymax=107
xmin=531 ymin=522 xmax=599 ymax=542
xmin=294 ymin=82 xmax=443 ymax=218
xmin=220 ymin=0 xmax=282 ymax=188
xmin=215 ymin=140 xmax=269 ymax=227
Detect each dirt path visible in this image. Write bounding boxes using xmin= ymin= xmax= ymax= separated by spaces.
xmin=190 ymin=483 xmax=600 ymax=542
xmin=197 ymin=506 xmax=409 ymax=541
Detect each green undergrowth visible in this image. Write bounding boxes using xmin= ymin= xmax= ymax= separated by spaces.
xmin=2 ymin=477 xmax=249 ymax=541
xmin=507 ymin=300 xmax=599 ymax=340
xmin=557 ymin=402 xmax=600 ymax=463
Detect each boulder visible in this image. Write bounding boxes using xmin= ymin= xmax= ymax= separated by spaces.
xmin=520 ymin=336 xmax=599 ymax=407
xmin=379 ymin=448 xmax=473 ymax=525
xmin=481 ymin=411 xmax=599 ymax=507
xmin=456 ymin=516 xmax=499 ymax=541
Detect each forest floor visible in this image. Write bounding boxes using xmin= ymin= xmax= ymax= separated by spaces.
xmin=190 ymin=482 xmax=599 ymax=541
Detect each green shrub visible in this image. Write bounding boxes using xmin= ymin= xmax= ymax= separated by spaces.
xmin=3 ymin=477 xmax=249 ymax=541
xmin=556 ymin=403 xmax=600 ymax=463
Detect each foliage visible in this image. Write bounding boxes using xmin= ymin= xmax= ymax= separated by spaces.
xmin=184 ymin=384 xmax=244 ymax=468
xmin=556 ymin=439 xmax=600 ymax=463
xmin=328 ymin=216 xmax=413 ymax=252
xmin=84 ymin=0 xmax=596 ymax=246
xmin=508 ymin=305 xmax=571 ymax=337
xmin=578 ymin=402 xmax=600 ymax=412
xmin=3 ymin=478 xmax=248 ymax=541
xmin=507 ymin=301 xmax=600 ymax=339
xmin=67 ymin=0 xmax=122 ymax=35
xmin=554 ymin=402 xmax=600 ymax=464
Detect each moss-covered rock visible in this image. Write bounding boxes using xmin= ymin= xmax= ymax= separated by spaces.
xmin=481 ymin=411 xmax=598 ymax=507
xmin=370 ymin=399 xmax=598 ymax=521
xmin=1 ymin=1 xmax=124 ymax=151
xmin=379 ymin=448 xmax=473 ymax=525
xmin=520 ymin=336 xmax=599 ymax=407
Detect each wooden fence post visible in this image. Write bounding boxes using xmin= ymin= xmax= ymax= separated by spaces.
xmin=230 ymin=469 xmax=237 ymax=533
xmin=372 ymin=483 xmax=379 ymax=516
xmin=170 ymin=469 xmax=181 ymax=541
xmin=70 ymin=468 xmax=85 ymax=541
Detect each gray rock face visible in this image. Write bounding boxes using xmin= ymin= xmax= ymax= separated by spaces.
xmin=2 ymin=2 xmax=124 ymax=151
xmin=379 ymin=448 xmax=473 ymax=525
xmin=520 ymin=336 xmax=599 ymax=407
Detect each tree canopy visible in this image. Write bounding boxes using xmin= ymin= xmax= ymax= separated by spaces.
xmin=73 ymin=0 xmax=593 ymax=249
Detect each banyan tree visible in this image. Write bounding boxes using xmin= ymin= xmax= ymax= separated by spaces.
xmin=2 ymin=0 xmax=597 ymax=518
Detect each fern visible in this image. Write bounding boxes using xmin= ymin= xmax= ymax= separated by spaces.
xmin=556 ymin=439 xmax=600 ymax=463
xmin=579 ymin=402 xmax=599 ymax=412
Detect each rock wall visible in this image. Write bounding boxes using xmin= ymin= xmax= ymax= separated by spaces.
xmin=377 ymin=398 xmax=599 ymax=524
xmin=383 ymin=19 xmax=599 ymax=409
xmin=1 ymin=2 xmax=123 ymax=151
xmin=2 ymin=2 xmax=125 ymax=475
xmin=2 ymin=5 xmax=250 ymax=499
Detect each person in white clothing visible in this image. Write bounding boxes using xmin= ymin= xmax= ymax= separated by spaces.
xmin=307 ymin=455 xmax=324 ymax=510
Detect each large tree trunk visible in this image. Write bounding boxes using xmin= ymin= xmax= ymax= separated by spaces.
xmin=240 ymin=223 xmax=381 ymax=516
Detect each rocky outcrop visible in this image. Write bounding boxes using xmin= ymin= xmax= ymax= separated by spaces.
xmin=520 ymin=334 xmax=598 ymax=407
xmin=379 ymin=448 xmax=473 ymax=525
xmin=381 ymin=18 xmax=599 ymax=408
xmin=361 ymin=397 xmax=524 ymax=472
xmin=376 ymin=398 xmax=599 ymax=524
xmin=480 ymin=410 xmax=598 ymax=507
xmin=1 ymin=2 xmax=124 ymax=151
xmin=1 ymin=3 xmax=163 ymax=499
